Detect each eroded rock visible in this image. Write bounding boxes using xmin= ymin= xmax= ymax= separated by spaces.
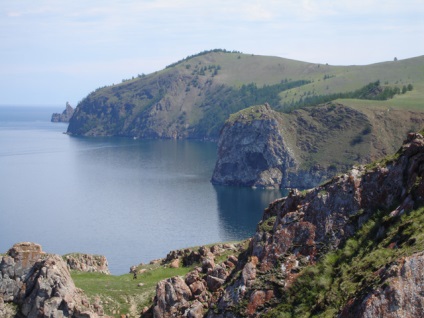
xmin=0 ymin=242 xmax=104 ymax=317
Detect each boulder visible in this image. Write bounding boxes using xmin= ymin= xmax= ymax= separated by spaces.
xmin=0 ymin=242 xmax=103 ymax=317
xmin=153 ymin=276 xmax=192 ymax=318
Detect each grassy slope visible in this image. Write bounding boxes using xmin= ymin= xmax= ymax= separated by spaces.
xmin=279 ymin=55 xmax=424 ymax=109
xmin=71 ymin=241 xmax=245 ymax=317
xmin=70 ymin=51 xmax=424 ymax=141
xmin=71 ymin=264 xmax=193 ymax=317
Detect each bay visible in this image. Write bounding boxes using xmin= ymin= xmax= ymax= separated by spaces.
xmin=0 ymin=106 xmax=285 ymax=274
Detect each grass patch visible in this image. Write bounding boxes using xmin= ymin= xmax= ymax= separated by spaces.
xmin=71 ymin=264 xmax=193 ymax=317
xmin=265 ymin=206 xmax=424 ymax=317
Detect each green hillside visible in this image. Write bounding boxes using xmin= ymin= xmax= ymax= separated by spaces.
xmin=67 ymin=50 xmax=424 ymax=140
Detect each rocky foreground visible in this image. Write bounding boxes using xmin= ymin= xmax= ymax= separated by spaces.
xmin=0 ymin=243 xmax=108 ymax=318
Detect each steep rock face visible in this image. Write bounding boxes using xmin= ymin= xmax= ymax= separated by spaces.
xmin=211 ymin=104 xmax=297 ymax=188
xmin=0 ymin=242 xmax=104 ymax=318
xmin=51 ymin=102 xmax=74 ymax=123
xmin=340 ymin=251 xmax=424 ymax=318
xmin=64 ymin=253 xmax=110 ymax=275
xmin=212 ymin=102 xmax=424 ymax=189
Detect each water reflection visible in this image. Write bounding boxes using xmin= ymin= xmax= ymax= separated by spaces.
xmin=214 ymin=185 xmax=286 ymax=241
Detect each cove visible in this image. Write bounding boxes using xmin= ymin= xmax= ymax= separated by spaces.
xmin=0 ymin=106 xmax=285 ymax=274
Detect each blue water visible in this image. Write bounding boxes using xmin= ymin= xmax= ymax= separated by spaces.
xmin=0 ymin=106 xmax=284 ymax=274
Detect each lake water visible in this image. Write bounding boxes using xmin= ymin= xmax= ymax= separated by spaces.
xmin=0 ymin=106 xmax=285 ymax=274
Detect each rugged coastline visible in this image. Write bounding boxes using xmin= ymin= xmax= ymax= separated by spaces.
xmin=3 ymin=131 xmax=424 ymax=317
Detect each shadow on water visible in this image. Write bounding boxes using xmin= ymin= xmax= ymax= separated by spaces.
xmin=213 ymin=185 xmax=287 ymax=241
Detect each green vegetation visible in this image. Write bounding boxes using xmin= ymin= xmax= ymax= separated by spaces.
xmin=71 ymin=264 xmax=193 ymax=317
xmin=165 ymin=49 xmax=242 ymax=69
xmin=69 ymin=51 xmax=424 ymax=139
xmin=195 ymin=80 xmax=309 ymax=136
xmin=71 ymin=240 xmax=247 ymax=317
xmin=265 ymin=206 xmax=424 ymax=317
xmin=259 ymin=216 xmax=277 ymax=233
xmin=278 ymin=80 xmax=414 ymax=113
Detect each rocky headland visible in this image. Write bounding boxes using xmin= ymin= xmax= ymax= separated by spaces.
xmin=51 ymin=102 xmax=74 ymax=123
xmin=212 ymin=103 xmax=424 ymax=189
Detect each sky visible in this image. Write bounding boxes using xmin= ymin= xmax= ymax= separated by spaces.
xmin=1 ymin=0 xmax=423 ymax=106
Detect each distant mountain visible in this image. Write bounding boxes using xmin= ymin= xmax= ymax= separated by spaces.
xmin=67 ymin=50 xmax=424 ymax=140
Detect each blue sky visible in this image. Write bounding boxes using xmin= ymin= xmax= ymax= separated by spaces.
xmin=1 ymin=0 xmax=423 ymax=106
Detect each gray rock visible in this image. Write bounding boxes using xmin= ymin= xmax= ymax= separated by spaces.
xmin=0 ymin=242 xmax=103 ymax=317
xmin=51 ymin=102 xmax=74 ymax=123
xmin=64 ymin=253 xmax=110 ymax=275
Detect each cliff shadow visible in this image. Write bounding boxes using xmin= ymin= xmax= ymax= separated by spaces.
xmin=213 ymin=185 xmax=287 ymax=241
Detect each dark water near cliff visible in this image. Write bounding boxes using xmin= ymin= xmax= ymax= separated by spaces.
xmin=0 ymin=106 xmax=285 ymax=274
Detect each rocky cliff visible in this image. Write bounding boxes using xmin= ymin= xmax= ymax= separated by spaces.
xmin=51 ymin=102 xmax=74 ymax=123
xmin=211 ymin=103 xmax=297 ymax=188
xmin=149 ymin=131 xmax=424 ymax=317
xmin=0 ymin=242 xmax=106 ymax=318
xmin=212 ymin=102 xmax=424 ymax=189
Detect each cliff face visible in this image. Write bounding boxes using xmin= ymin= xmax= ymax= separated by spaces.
xmin=0 ymin=242 xmax=105 ymax=318
xmin=51 ymin=102 xmax=74 ymax=123
xmin=211 ymin=104 xmax=297 ymax=188
xmin=149 ymin=131 xmax=424 ymax=317
xmin=212 ymin=102 xmax=424 ymax=189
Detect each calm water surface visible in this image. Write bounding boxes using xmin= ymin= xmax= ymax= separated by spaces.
xmin=0 ymin=106 xmax=285 ymax=274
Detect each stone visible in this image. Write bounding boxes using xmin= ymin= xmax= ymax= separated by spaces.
xmin=153 ymin=276 xmax=192 ymax=318
xmin=206 ymin=276 xmax=225 ymax=292
xmin=0 ymin=243 xmax=103 ymax=317
xmin=51 ymin=102 xmax=74 ymax=123
xmin=187 ymin=300 xmax=204 ymax=318
xmin=169 ymin=258 xmax=180 ymax=268
xmin=65 ymin=253 xmax=110 ymax=274
xmin=201 ymin=254 xmax=215 ymax=273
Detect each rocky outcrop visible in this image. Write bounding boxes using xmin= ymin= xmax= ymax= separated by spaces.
xmin=51 ymin=102 xmax=74 ymax=123
xmin=340 ymin=251 xmax=424 ymax=318
xmin=142 ymin=244 xmax=244 ymax=318
xmin=212 ymin=102 xmax=424 ymax=189
xmin=151 ymin=131 xmax=424 ymax=317
xmin=211 ymin=104 xmax=297 ymax=188
xmin=64 ymin=253 xmax=110 ymax=275
xmin=0 ymin=242 xmax=105 ymax=317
